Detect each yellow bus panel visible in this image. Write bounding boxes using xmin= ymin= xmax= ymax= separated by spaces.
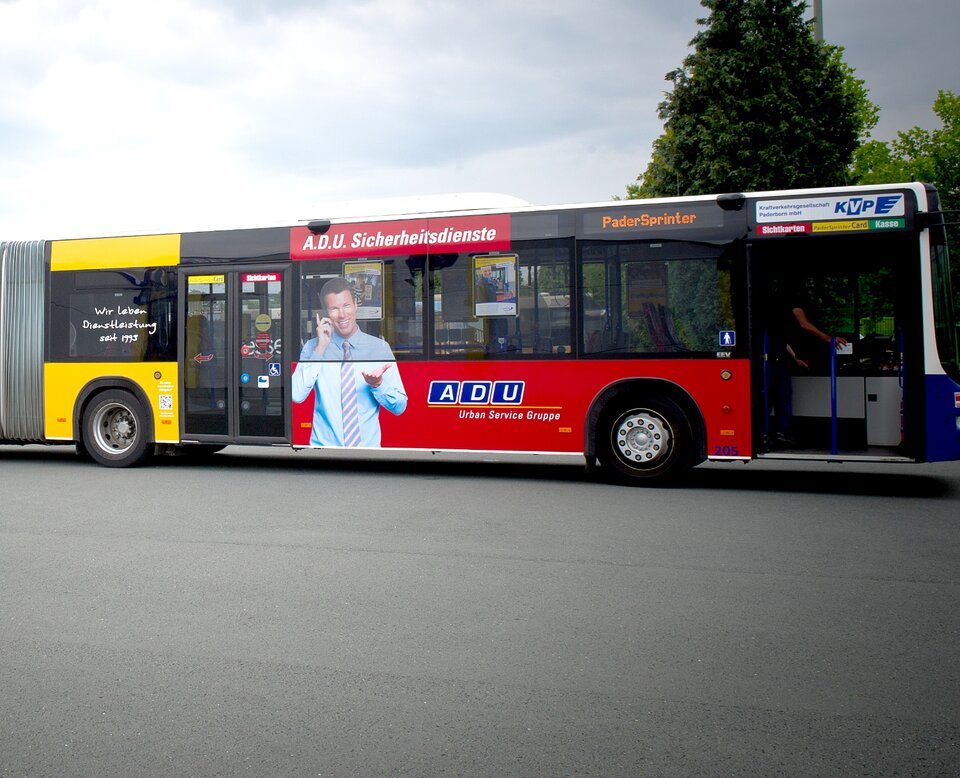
xmin=50 ymin=234 xmax=181 ymax=272
xmin=44 ymin=362 xmax=180 ymax=443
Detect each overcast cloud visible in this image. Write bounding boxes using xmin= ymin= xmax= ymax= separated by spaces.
xmin=0 ymin=0 xmax=957 ymax=239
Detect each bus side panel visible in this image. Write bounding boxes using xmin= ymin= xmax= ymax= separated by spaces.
xmin=925 ymin=374 xmax=960 ymax=462
xmin=50 ymin=234 xmax=180 ymax=271
xmin=291 ymin=359 xmax=753 ymax=458
xmin=44 ymin=363 xmax=180 ymax=443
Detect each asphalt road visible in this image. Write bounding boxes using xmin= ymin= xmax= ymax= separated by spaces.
xmin=1 ymin=445 xmax=958 ymax=776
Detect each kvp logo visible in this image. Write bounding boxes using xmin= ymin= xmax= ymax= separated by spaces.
xmin=429 ymin=380 xmax=525 ymax=405
xmin=834 ymin=194 xmax=903 ymax=217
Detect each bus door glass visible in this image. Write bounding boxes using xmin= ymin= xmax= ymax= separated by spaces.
xmin=754 ymin=234 xmax=917 ymax=456
xmin=185 ymin=273 xmax=228 ymax=436
xmin=238 ymin=271 xmax=285 ymax=438
xmin=183 ymin=269 xmax=287 ymax=441
xmin=580 ymin=241 xmax=737 ymax=356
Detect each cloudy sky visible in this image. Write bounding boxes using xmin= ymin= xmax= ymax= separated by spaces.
xmin=0 ymin=0 xmax=957 ymax=240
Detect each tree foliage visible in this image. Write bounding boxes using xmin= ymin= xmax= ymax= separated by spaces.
xmin=628 ymin=0 xmax=875 ymax=199
xmin=851 ymin=91 xmax=960 ymax=310
xmin=852 ymin=90 xmax=960 ymax=211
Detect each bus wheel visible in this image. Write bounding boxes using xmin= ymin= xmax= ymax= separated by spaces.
xmin=82 ymin=390 xmax=152 ymax=467
xmin=597 ymin=396 xmax=691 ymax=485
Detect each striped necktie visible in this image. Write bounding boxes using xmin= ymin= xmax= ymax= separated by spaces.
xmin=340 ymin=340 xmax=361 ymax=447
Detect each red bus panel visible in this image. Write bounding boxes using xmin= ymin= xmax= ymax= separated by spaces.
xmin=291 ymin=359 xmax=753 ymax=459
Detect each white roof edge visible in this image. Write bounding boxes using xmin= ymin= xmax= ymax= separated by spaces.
xmin=298 ymin=192 xmax=531 ymax=223
xmin=14 ymin=183 xmax=932 ymax=241
xmin=321 ymin=182 xmax=928 ymax=221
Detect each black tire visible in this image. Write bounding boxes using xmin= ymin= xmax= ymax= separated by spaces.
xmin=596 ymin=395 xmax=693 ymax=485
xmin=75 ymin=437 xmax=92 ymax=461
xmin=81 ymin=390 xmax=152 ymax=467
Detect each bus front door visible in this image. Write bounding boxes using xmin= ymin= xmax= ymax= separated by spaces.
xmin=182 ymin=268 xmax=289 ymax=444
xmin=753 ymin=233 xmax=920 ymax=460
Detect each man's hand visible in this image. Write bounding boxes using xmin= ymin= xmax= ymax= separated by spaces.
xmin=361 ymin=363 xmax=392 ymax=388
xmin=313 ymin=313 xmax=333 ymax=356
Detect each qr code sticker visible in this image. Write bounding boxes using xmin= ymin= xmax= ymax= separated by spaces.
xmin=158 ymin=394 xmax=173 ymax=411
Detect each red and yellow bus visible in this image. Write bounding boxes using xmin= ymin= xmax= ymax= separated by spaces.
xmin=1 ymin=182 xmax=957 ymax=483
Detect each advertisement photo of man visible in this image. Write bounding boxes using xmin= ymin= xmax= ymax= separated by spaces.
xmin=292 ymin=277 xmax=407 ymax=447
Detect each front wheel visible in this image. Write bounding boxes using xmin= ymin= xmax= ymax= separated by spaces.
xmin=81 ymin=390 xmax=152 ymax=467
xmin=596 ymin=396 xmax=693 ymax=485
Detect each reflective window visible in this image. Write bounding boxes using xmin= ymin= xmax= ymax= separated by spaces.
xmin=931 ymin=229 xmax=960 ymax=378
xmin=581 ymin=242 xmax=735 ymax=355
xmin=239 ymin=274 xmax=284 ymax=437
xmin=185 ymin=276 xmax=227 ymax=435
xmin=429 ymin=240 xmax=573 ymax=357
xmin=298 ymin=256 xmax=421 ymax=360
xmin=297 ymin=242 xmax=574 ymax=361
xmin=49 ymin=269 xmax=177 ymax=361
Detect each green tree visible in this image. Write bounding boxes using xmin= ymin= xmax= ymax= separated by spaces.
xmin=852 ymin=90 xmax=960 ymax=210
xmin=851 ymin=91 xmax=960 ymax=311
xmin=628 ymin=0 xmax=875 ymax=198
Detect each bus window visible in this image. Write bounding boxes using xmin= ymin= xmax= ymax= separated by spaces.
xmin=931 ymin=228 xmax=960 ymax=378
xmin=49 ymin=268 xmax=178 ymax=362
xmin=430 ymin=253 xmax=476 ymax=356
xmin=392 ymin=256 xmax=424 ymax=357
xmin=429 ymin=240 xmax=574 ymax=357
xmin=518 ymin=241 xmax=573 ymax=355
xmin=298 ymin=255 xmax=423 ymax=360
xmin=580 ymin=241 xmax=735 ymax=355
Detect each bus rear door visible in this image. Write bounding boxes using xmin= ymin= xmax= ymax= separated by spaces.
xmin=181 ymin=267 xmax=290 ymax=444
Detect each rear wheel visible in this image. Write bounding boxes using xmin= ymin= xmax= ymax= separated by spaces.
xmin=81 ymin=390 xmax=152 ymax=467
xmin=597 ymin=396 xmax=693 ymax=485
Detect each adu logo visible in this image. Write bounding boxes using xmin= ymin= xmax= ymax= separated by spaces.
xmin=429 ymin=380 xmax=525 ymax=405
xmin=834 ymin=195 xmax=903 ymax=217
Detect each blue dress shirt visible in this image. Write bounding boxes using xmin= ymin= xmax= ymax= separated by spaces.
xmin=292 ymin=329 xmax=407 ymax=447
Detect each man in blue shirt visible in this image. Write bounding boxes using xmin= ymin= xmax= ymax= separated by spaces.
xmin=292 ymin=278 xmax=407 ymax=447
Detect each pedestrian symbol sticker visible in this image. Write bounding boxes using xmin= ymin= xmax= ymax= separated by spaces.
xmin=719 ymin=330 xmax=736 ymax=347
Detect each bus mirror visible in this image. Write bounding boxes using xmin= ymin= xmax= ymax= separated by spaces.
xmin=716 ymin=193 xmax=746 ymax=211
xmin=307 ymin=219 xmax=332 ymax=235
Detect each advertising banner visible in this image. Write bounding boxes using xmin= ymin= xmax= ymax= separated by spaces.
xmin=753 ymin=192 xmax=909 ymax=237
xmin=291 ymin=215 xmax=511 ymax=260
xmin=290 ymin=359 xmax=753 ymax=459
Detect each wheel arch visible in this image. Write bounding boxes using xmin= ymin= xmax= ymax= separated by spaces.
xmin=72 ymin=378 xmax=155 ymax=446
xmin=584 ymin=378 xmax=706 ymax=463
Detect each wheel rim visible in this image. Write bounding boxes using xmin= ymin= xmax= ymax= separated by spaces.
xmin=612 ymin=409 xmax=672 ymax=467
xmin=92 ymin=402 xmax=138 ymax=455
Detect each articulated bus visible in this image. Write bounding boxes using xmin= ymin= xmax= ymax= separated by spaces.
xmin=0 ymin=182 xmax=957 ymax=484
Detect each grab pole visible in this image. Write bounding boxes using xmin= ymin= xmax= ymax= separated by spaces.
xmin=830 ymin=336 xmax=838 ymax=455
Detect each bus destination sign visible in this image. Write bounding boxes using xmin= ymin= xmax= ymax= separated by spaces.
xmin=753 ymin=192 xmax=909 ymax=237
xmin=582 ymin=202 xmax=726 ymax=238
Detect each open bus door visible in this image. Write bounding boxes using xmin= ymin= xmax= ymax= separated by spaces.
xmin=180 ymin=266 xmax=291 ymax=446
xmin=750 ymin=232 xmax=923 ymax=461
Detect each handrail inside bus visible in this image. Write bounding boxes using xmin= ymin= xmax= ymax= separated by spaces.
xmin=830 ymin=336 xmax=838 ymax=456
